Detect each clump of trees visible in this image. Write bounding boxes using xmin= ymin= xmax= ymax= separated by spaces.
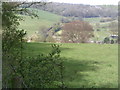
xmin=2 ymin=2 xmax=65 ymax=88
xmin=33 ymin=3 xmax=118 ymax=18
xmin=33 ymin=23 xmax=62 ymax=43
xmin=37 ymin=26 xmax=49 ymax=42
xmin=103 ymin=36 xmax=118 ymax=44
xmin=62 ymin=20 xmax=94 ymax=43
xmin=104 ymin=37 xmax=110 ymax=44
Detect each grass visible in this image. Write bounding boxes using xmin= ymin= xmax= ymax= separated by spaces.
xmin=19 ymin=9 xmax=62 ymax=37
xmin=23 ymin=42 xmax=118 ymax=88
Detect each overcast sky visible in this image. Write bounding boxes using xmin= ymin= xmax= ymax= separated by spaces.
xmin=13 ymin=0 xmax=120 ymax=5
xmin=49 ymin=0 xmax=119 ymax=5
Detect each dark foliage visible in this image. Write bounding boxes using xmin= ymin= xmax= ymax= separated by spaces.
xmin=2 ymin=2 xmax=65 ymax=88
xmin=104 ymin=37 xmax=110 ymax=44
xmin=19 ymin=44 xmax=64 ymax=88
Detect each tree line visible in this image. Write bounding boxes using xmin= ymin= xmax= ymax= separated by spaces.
xmin=32 ymin=3 xmax=118 ymax=19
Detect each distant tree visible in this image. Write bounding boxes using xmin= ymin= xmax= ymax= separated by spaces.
xmin=36 ymin=23 xmax=62 ymax=42
xmin=111 ymin=39 xmax=114 ymax=44
xmin=104 ymin=37 xmax=110 ymax=44
xmin=62 ymin=20 xmax=93 ymax=43
xmin=37 ymin=26 xmax=48 ymax=42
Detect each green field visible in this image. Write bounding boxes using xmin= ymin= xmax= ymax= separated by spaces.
xmin=19 ymin=11 xmax=118 ymax=88
xmin=23 ymin=43 xmax=118 ymax=88
xmin=18 ymin=8 xmax=117 ymax=42
xmin=19 ymin=9 xmax=62 ymax=37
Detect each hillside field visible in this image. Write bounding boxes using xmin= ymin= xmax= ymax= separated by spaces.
xmin=19 ymin=8 xmax=117 ymax=42
xmin=23 ymin=43 xmax=118 ymax=88
xmin=19 ymin=9 xmax=62 ymax=37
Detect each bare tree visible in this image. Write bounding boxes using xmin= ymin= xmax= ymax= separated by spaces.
xmin=62 ymin=20 xmax=93 ymax=43
xmin=37 ymin=26 xmax=48 ymax=42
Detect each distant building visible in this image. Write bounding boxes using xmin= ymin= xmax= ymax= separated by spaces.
xmin=110 ymin=35 xmax=118 ymax=39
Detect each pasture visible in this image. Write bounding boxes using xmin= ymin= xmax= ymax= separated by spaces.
xmin=23 ymin=43 xmax=118 ymax=88
xmin=19 ymin=9 xmax=62 ymax=37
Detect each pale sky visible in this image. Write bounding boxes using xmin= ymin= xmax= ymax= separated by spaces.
xmin=12 ymin=0 xmax=120 ymax=5
xmin=49 ymin=0 xmax=119 ymax=5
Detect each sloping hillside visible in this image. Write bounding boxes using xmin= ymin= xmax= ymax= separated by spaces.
xmin=19 ymin=9 xmax=62 ymax=37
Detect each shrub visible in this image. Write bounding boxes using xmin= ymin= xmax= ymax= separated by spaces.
xmin=111 ymin=40 xmax=114 ymax=44
xmin=19 ymin=44 xmax=64 ymax=88
xmin=104 ymin=37 xmax=110 ymax=44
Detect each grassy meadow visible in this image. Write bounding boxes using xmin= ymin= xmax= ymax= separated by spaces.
xmin=23 ymin=43 xmax=118 ymax=88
